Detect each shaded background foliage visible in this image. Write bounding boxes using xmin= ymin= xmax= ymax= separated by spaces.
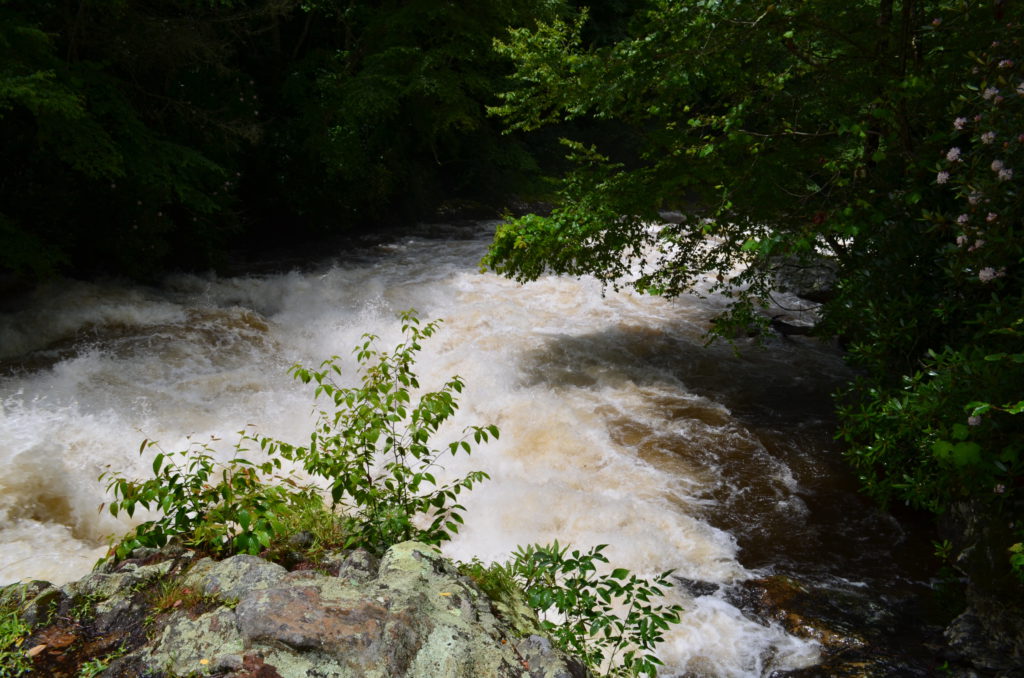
xmin=0 ymin=0 xmax=560 ymax=281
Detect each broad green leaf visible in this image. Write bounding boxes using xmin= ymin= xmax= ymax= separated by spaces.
xmin=952 ymin=442 xmax=982 ymax=467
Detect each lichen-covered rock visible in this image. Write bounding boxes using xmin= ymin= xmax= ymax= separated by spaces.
xmin=234 ymin=573 xmax=389 ymax=657
xmin=57 ymin=559 xmax=174 ymax=623
xmin=183 ymin=553 xmax=287 ymax=602
xmin=517 ymin=635 xmax=589 ymax=678
xmin=323 ymin=547 xmax=380 ymax=582
xmin=28 ymin=541 xmax=586 ymax=678
xmin=223 ymin=542 xmax=585 ymax=678
xmin=140 ymin=606 xmax=246 ymax=676
xmin=0 ymin=580 xmax=65 ymax=628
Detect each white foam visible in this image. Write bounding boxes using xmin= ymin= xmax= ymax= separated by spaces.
xmin=660 ymin=595 xmax=820 ymax=676
xmin=0 ymin=226 xmax=827 ymax=674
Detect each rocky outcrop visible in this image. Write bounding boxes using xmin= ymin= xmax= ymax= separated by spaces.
xmin=941 ymin=501 xmax=1024 ymax=676
xmin=771 ymin=255 xmax=837 ymax=305
xmin=2 ymin=541 xmax=587 ymax=678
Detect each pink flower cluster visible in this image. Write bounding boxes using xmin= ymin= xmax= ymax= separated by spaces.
xmin=978 ymin=266 xmax=1006 ymax=283
xmin=941 ymin=57 xmax=1020 ymax=288
xmin=990 ymin=159 xmax=1014 ymax=181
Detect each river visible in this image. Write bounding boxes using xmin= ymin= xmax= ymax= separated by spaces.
xmin=0 ymin=221 xmax=942 ymax=676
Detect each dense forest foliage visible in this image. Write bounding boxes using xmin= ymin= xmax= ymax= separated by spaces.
xmin=484 ymin=0 xmax=1024 ymax=593
xmin=0 ymin=0 xmax=565 ymax=280
xmin=1 ymin=0 xmax=1021 ymax=614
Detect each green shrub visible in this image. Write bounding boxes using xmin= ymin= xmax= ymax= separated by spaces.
xmin=462 ymin=545 xmax=684 ymax=677
xmin=103 ymin=440 xmax=321 ymax=560
xmin=507 ymin=542 xmax=682 ymax=677
xmin=260 ymin=311 xmax=494 ymax=553
xmin=103 ymin=312 xmax=493 ymax=560
xmin=459 ymin=557 xmax=544 ymax=638
xmin=1011 ymin=542 xmax=1024 ymax=579
xmin=101 ymin=314 xmax=683 ymax=674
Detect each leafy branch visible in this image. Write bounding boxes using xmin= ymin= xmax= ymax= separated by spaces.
xmin=508 ymin=542 xmax=682 ymax=677
xmin=102 ymin=311 xmax=495 ymax=560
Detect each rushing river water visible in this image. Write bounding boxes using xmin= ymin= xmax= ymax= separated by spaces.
xmin=0 ymin=222 xmax=942 ymax=676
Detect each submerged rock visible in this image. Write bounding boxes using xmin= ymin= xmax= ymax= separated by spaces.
xmin=4 ymin=541 xmax=587 ymax=678
xmin=771 ymin=255 xmax=837 ymax=304
xmin=730 ymin=574 xmax=952 ymax=677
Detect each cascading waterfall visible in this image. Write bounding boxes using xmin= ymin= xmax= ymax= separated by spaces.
xmin=0 ymin=222 xmax=929 ymax=676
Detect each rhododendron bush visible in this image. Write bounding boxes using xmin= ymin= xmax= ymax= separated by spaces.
xmin=483 ymin=1 xmax=1023 ymax=581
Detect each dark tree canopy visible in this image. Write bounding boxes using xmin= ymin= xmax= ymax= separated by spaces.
xmin=0 ymin=0 xmax=558 ymax=280
xmin=483 ymin=0 xmax=1024 ymax=583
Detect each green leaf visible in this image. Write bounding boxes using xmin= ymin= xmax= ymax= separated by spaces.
xmin=966 ymin=401 xmax=992 ymax=417
xmin=931 ymin=440 xmax=953 ymax=461
xmin=952 ymin=442 xmax=982 ymax=467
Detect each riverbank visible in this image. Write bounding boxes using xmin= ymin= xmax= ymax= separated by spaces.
xmin=4 ymin=536 xmax=1015 ymax=677
xmin=1 ymin=541 xmax=586 ymax=678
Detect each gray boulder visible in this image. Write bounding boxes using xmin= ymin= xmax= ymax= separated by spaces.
xmin=47 ymin=541 xmax=589 ymax=678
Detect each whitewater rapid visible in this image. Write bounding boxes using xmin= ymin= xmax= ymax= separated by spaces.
xmin=0 ymin=222 xmax=857 ymax=675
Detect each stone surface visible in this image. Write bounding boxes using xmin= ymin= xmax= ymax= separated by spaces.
xmin=142 ymin=607 xmax=246 ymax=676
xmin=945 ymin=596 xmax=1024 ymax=674
xmin=20 ymin=541 xmax=587 ymax=678
xmin=673 ymin=575 xmax=720 ymax=598
xmin=0 ymin=580 xmax=66 ymax=628
xmin=942 ymin=500 xmax=1024 ymax=675
xmin=235 ymin=578 xmax=390 ymax=658
xmin=183 ymin=553 xmax=287 ymax=602
xmin=771 ymin=254 xmax=837 ymax=304
xmin=326 ymin=547 xmax=380 ymax=582
xmin=517 ymin=635 xmax=589 ymax=678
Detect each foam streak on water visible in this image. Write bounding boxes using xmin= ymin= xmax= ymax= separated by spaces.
xmin=0 ymin=223 xmax=852 ymax=675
